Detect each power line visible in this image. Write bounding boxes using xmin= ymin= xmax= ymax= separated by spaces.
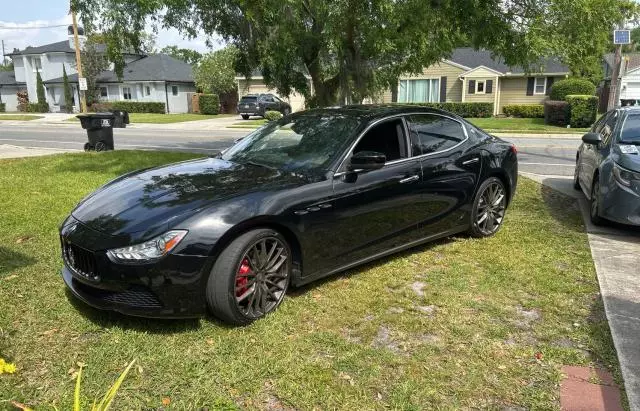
xmin=0 ymin=24 xmax=69 ymax=30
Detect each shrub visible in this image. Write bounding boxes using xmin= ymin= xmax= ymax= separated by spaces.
xmin=264 ymin=110 xmax=283 ymax=121
xmin=395 ymin=102 xmax=493 ymax=118
xmin=90 ymin=101 xmax=166 ymax=113
xmin=565 ymin=95 xmax=598 ymax=128
xmin=17 ymin=90 xmax=29 ymax=112
xmin=198 ymin=94 xmax=220 ymax=115
xmin=503 ymin=104 xmax=544 ymax=118
xmin=549 ymin=78 xmax=596 ymax=101
xmin=544 ymin=101 xmax=570 ymax=126
xmin=27 ymin=102 xmax=49 ymax=113
xmin=0 ymin=103 xmax=5 ymax=112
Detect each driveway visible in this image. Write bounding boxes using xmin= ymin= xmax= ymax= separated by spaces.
xmin=526 ymin=174 xmax=640 ymax=411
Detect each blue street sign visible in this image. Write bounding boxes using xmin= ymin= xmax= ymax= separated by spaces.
xmin=614 ymin=30 xmax=631 ymax=45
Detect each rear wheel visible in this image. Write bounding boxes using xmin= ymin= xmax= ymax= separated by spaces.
xmin=206 ymin=229 xmax=291 ymax=325
xmin=590 ymin=178 xmax=604 ymax=225
xmin=468 ymin=177 xmax=507 ymax=238
xmin=283 ymin=107 xmax=291 ymax=116
xmin=94 ymin=141 xmax=107 ymax=152
xmin=83 ymin=142 xmax=92 ymax=152
xmin=241 ymin=114 xmax=250 ymax=120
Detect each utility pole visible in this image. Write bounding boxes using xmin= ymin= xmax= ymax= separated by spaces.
xmin=608 ymin=42 xmax=623 ymax=111
xmin=71 ymin=9 xmax=87 ymax=113
xmin=1 ymin=40 xmax=6 ymax=66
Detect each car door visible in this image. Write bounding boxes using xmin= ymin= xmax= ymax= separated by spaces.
xmin=261 ymin=95 xmax=278 ymax=112
xmin=309 ymin=116 xmax=427 ymax=274
xmin=578 ymin=113 xmax=608 ymax=191
xmin=405 ymin=114 xmax=482 ymax=236
xmin=582 ymin=111 xmax=618 ymax=192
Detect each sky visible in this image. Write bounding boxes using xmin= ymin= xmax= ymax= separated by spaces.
xmin=0 ymin=0 xmax=222 ymax=59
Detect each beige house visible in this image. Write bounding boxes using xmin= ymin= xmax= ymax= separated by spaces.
xmin=234 ymin=48 xmax=570 ymax=115
xmin=381 ymin=48 xmax=570 ymax=115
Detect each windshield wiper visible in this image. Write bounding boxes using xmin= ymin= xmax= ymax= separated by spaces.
xmin=619 ymin=140 xmax=640 ymax=145
xmin=243 ymin=160 xmax=277 ymax=170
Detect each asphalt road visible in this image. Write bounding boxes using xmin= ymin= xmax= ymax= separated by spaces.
xmin=0 ymin=124 xmax=580 ymax=177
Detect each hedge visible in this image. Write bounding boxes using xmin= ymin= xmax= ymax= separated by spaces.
xmin=503 ymin=104 xmax=544 ymax=118
xmin=544 ymin=101 xmax=570 ymax=126
xmin=0 ymin=103 xmax=5 ymax=112
xmin=565 ymin=95 xmax=598 ymax=128
xmin=91 ymin=101 xmax=166 ymax=113
xmin=549 ymin=78 xmax=596 ymax=101
xmin=198 ymin=94 xmax=220 ymax=115
xmin=27 ymin=102 xmax=50 ymax=113
xmin=395 ymin=102 xmax=494 ymax=118
xmin=264 ymin=110 xmax=283 ymax=121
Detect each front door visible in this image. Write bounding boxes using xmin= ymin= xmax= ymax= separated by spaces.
xmin=312 ymin=117 xmax=427 ymax=274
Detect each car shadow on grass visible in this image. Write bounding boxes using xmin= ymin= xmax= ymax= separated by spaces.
xmin=0 ymin=246 xmax=36 ymax=277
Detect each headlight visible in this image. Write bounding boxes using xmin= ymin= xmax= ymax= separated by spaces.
xmin=613 ymin=163 xmax=640 ymax=187
xmin=107 ymin=230 xmax=187 ymax=263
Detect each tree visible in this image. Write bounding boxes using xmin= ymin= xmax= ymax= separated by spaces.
xmin=194 ymin=46 xmax=238 ymax=95
xmin=72 ymin=0 xmax=639 ymax=106
xmin=79 ymin=35 xmax=109 ymax=107
xmin=0 ymin=62 xmax=13 ymax=72
xmin=34 ymin=70 xmax=50 ymax=112
xmin=160 ymin=45 xmax=202 ymax=65
xmin=63 ymin=65 xmax=74 ymax=113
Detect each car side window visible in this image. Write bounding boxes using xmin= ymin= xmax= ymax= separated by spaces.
xmin=351 ymin=118 xmax=408 ymax=163
xmin=592 ymin=113 xmax=609 ymax=133
xmin=262 ymin=96 xmax=275 ymax=102
xmin=273 ymin=96 xmax=283 ymax=103
xmin=601 ymin=112 xmax=618 ymax=146
xmin=406 ymin=114 xmax=466 ymax=155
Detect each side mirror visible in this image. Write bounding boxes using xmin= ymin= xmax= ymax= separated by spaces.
xmin=349 ymin=151 xmax=386 ymax=171
xmin=582 ymin=132 xmax=602 ymax=145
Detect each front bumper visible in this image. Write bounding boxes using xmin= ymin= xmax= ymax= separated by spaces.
xmin=60 ymin=218 xmax=211 ymax=318
xmin=601 ymin=177 xmax=640 ymax=226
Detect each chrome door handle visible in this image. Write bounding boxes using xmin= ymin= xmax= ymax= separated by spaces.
xmin=462 ymin=158 xmax=479 ymax=165
xmin=399 ymin=175 xmax=419 ymax=184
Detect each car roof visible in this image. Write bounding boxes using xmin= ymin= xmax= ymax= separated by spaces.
xmin=296 ymin=104 xmax=463 ymax=122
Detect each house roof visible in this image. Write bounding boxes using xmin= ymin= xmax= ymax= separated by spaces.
xmin=604 ymin=53 xmax=640 ymax=74
xmin=44 ymin=54 xmax=194 ymax=84
xmin=0 ymin=71 xmax=25 ymax=86
xmin=7 ymin=40 xmax=106 ymax=56
xmin=448 ymin=47 xmax=569 ymax=75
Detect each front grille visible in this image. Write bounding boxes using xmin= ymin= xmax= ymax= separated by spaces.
xmin=72 ymin=279 xmax=163 ymax=308
xmin=62 ymin=239 xmax=98 ymax=280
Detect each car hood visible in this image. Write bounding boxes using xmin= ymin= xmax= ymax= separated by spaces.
xmin=613 ymin=144 xmax=640 ymax=172
xmin=72 ymin=158 xmax=307 ymax=236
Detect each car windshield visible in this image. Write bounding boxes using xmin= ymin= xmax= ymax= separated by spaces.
xmin=221 ymin=113 xmax=359 ymax=172
xmin=620 ymin=114 xmax=640 ymax=144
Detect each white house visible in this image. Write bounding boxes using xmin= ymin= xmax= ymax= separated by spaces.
xmin=605 ymin=53 xmax=640 ymax=102
xmin=0 ymin=26 xmax=195 ymax=113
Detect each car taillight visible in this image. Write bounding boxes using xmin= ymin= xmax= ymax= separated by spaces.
xmin=510 ymin=144 xmax=517 ymax=155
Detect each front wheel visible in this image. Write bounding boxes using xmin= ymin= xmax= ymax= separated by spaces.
xmin=573 ymin=161 xmax=581 ymax=190
xmin=206 ymin=229 xmax=291 ymax=325
xmin=590 ymin=179 xmax=604 ymax=225
xmin=283 ymin=108 xmax=291 ymax=116
xmin=468 ymin=177 xmax=507 ymax=238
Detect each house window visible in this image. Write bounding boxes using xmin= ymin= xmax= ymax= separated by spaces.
xmin=145 ymin=86 xmax=151 ymax=96
xmin=32 ymin=57 xmax=42 ymax=72
xmin=534 ymin=77 xmax=546 ymax=95
xmin=99 ymin=87 xmax=108 ymax=98
xmin=398 ymin=79 xmax=440 ymax=103
xmin=172 ymin=85 xmax=179 ymax=96
xmin=122 ymin=87 xmax=132 ymax=100
xmin=476 ymin=81 xmax=485 ymax=94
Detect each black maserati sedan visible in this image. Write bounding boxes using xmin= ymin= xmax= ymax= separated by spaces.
xmin=60 ymin=105 xmax=518 ymax=325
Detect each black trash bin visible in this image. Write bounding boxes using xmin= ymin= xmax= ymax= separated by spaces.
xmin=77 ymin=112 xmax=116 ymax=152
xmin=111 ymin=110 xmax=130 ymax=128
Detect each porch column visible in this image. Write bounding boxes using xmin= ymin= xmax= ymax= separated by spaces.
xmin=461 ymin=77 xmax=466 ymax=102
xmin=493 ymin=75 xmax=500 ymax=116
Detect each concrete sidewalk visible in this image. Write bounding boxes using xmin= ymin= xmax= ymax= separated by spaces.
xmin=0 ymin=144 xmax=76 ymax=159
xmin=522 ymin=172 xmax=640 ymax=411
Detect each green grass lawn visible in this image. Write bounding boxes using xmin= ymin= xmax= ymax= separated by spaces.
xmin=67 ymin=113 xmax=234 ymax=124
xmin=0 ymin=115 xmax=43 ymax=121
xmin=230 ymin=117 xmax=589 ymax=134
xmin=468 ymin=117 xmax=589 ymax=134
xmin=0 ymin=151 xmax=622 ymax=409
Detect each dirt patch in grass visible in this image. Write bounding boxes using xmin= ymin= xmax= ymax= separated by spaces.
xmin=0 ymin=151 xmax=623 ymax=409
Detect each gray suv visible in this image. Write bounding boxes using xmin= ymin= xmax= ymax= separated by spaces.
xmin=237 ymin=93 xmax=292 ymax=120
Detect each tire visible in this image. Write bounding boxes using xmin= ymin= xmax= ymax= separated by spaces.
xmin=94 ymin=141 xmax=107 ymax=152
xmin=590 ymin=178 xmax=604 ymax=226
xmin=573 ymin=161 xmax=581 ymax=190
xmin=241 ymin=115 xmax=250 ymax=120
xmin=206 ymin=229 xmax=292 ymax=325
xmin=468 ymin=177 xmax=508 ymax=238
xmin=283 ymin=107 xmax=291 ymax=116
xmin=83 ymin=142 xmax=92 ymax=152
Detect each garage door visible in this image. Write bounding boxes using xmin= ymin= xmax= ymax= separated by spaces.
xmin=623 ymin=82 xmax=640 ymax=100
xmin=238 ymin=80 xmax=306 ymax=112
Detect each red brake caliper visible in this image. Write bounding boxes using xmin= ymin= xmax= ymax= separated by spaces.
xmin=235 ymin=258 xmax=251 ymax=297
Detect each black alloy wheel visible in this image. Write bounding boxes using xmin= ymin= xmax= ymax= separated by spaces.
xmin=590 ymin=179 xmax=603 ymax=225
xmin=283 ymin=107 xmax=291 ymax=116
xmin=469 ymin=177 xmax=507 ymax=238
xmin=206 ymin=229 xmax=291 ymax=325
xmin=573 ymin=161 xmax=581 ymax=190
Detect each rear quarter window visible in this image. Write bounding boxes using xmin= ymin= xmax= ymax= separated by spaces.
xmin=407 ymin=114 xmax=467 ymax=155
